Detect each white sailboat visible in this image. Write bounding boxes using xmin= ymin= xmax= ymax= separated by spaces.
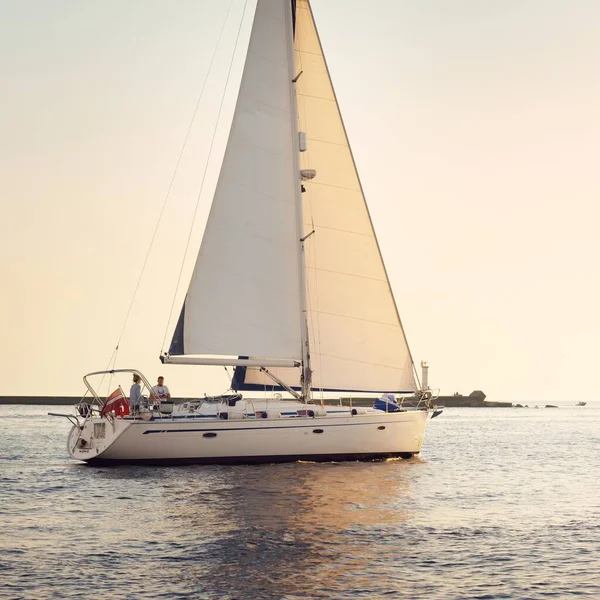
xmin=60 ymin=0 xmax=436 ymax=465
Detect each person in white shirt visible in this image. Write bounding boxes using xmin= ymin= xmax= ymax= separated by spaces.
xmin=151 ymin=376 xmax=171 ymax=403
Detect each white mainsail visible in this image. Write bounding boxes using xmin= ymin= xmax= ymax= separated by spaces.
xmin=170 ymin=0 xmax=303 ymax=361
xmin=235 ymin=0 xmax=417 ymax=393
xmin=171 ymin=0 xmax=416 ymax=393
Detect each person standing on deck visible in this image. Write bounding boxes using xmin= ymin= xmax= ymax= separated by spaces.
xmin=130 ymin=374 xmax=142 ymax=411
xmin=151 ymin=376 xmax=171 ymax=403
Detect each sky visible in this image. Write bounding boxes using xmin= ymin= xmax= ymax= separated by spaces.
xmin=1 ymin=0 xmax=599 ymax=402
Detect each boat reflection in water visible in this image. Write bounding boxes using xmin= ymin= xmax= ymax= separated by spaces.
xmin=151 ymin=460 xmax=421 ymax=598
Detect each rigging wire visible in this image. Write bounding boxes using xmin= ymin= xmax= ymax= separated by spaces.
xmin=161 ymin=0 xmax=250 ymax=352
xmin=108 ymin=0 xmax=236 ymax=365
xmin=95 ymin=345 xmax=118 ymax=396
xmin=306 ymin=212 xmax=325 ymax=406
xmin=222 ymin=366 xmax=232 ymax=389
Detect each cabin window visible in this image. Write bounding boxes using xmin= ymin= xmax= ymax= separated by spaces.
xmin=203 ymin=432 xmax=217 ymax=438
xmin=312 ymin=429 xmax=324 ymax=434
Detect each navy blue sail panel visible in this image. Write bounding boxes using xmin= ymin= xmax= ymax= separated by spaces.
xmin=231 ymin=357 xmax=251 ymax=391
xmin=231 ymin=363 xmax=412 ymax=394
xmin=232 ymin=363 xmax=300 ymax=391
xmin=169 ymin=301 xmax=186 ymax=355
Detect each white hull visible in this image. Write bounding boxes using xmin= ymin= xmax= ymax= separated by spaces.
xmin=68 ymin=403 xmax=429 ymax=465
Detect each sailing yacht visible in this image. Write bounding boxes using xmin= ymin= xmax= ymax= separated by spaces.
xmin=60 ymin=0 xmax=436 ymax=465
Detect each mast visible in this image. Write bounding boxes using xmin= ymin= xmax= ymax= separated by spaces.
xmin=286 ymin=0 xmax=312 ymax=401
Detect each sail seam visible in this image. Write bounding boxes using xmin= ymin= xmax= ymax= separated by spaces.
xmin=301 ymin=223 xmax=373 ymax=239
xmin=304 ymin=180 xmax=361 ymax=193
xmin=316 ymin=353 xmax=407 ymax=370
xmin=297 ymin=92 xmax=337 ymax=103
xmin=305 ymin=265 xmax=386 ymax=284
xmin=295 ymin=48 xmax=323 ymax=58
xmin=304 ymin=137 xmax=348 ymax=148
xmin=306 ymin=309 xmax=401 ymax=329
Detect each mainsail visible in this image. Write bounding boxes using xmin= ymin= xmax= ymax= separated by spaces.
xmin=233 ymin=0 xmax=417 ymax=393
xmin=168 ymin=0 xmax=416 ymax=392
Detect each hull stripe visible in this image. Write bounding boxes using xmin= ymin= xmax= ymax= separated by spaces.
xmin=141 ymin=419 xmax=415 ymax=435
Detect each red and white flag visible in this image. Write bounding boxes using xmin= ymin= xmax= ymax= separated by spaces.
xmin=102 ymin=387 xmax=130 ymax=417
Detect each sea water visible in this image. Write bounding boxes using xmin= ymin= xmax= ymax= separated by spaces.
xmin=0 ymin=404 xmax=599 ymax=599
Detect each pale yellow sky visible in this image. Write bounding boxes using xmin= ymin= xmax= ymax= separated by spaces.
xmin=1 ymin=0 xmax=599 ymax=402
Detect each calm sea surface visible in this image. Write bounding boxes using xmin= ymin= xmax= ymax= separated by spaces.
xmin=1 ymin=404 xmax=599 ymax=599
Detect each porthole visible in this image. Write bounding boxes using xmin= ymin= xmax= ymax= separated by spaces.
xmin=203 ymin=432 xmax=217 ymax=438
xmin=377 ymin=426 xmax=385 ymax=431
xmin=312 ymin=429 xmax=324 ymax=434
